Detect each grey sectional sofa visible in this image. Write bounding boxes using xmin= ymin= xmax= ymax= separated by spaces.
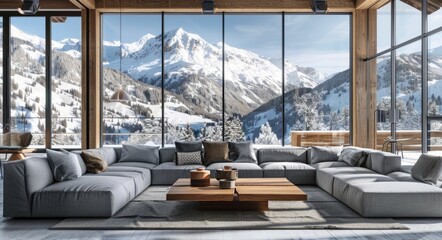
xmin=3 ymin=146 xmax=442 ymax=218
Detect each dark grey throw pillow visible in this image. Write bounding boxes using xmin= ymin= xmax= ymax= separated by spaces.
xmin=228 ymin=142 xmax=257 ymax=163
xmin=175 ymin=141 xmax=203 ymax=152
xmin=119 ymin=144 xmax=160 ymax=164
xmin=176 ymin=151 xmax=203 ymax=165
xmin=411 ymin=154 xmax=442 ymax=185
xmin=61 ymin=149 xmax=87 ymax=175
xmin=310 ymin=146 xmax=343 ymax=164
xmin=46 ymin=149 xmax=82 ymax=182
xmin=338 ymin=148 xmax=368 ymax=167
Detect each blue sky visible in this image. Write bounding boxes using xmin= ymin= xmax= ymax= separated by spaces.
xmin=11 ymin=16 xmax=81 ymax=41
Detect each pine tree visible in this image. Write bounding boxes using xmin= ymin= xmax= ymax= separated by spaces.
xmin=225 ymin=116 xmax=245 ymax=141
xmin=255 ymin=122 xmax=279 ymax=145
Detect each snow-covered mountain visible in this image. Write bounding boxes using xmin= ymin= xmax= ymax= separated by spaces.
xmin=103 ymin=27 xmax=323 ymax=116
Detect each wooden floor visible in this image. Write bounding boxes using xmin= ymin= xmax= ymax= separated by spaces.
xmin=1 ymin=155 xmax=442 ymax=239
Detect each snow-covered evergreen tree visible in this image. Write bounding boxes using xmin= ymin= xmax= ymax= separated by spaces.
xmin=255 ymin=122 xmax=279 ymax=145
xmin=199 ymin=123 xmax=222 ymax=141
xmin=294 ymin=91 xmax=323 ymax=130
xmin=225 ymin=116 xmax=245 ymax=141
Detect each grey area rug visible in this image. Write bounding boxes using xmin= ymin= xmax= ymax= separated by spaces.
xmin=51 ymin=186 xmax=407 ymax=230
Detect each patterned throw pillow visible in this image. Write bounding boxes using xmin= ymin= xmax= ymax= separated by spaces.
xmin=81 ymin=151 xmax=108 ymax=174
xmin=176 ymin=151 xmax=203 ymax=165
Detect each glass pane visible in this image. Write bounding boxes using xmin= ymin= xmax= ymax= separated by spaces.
xmin=428 ymin=1 xmax=442 ymax=32
xmin=375 ymin=53 xmax=391 ymax=150
xmin=51 ymin=16 xmax=82 ymax=148
xmin=428 ymin=119 xmax=442 ymax=154
xmin=376 ymin=1 xmax=391 ymax=53
xmin=163 ymin=14 xmax=222 ymax=144
xmin=225 ymin=14 xmax=282 ymax=145
xmin=284 ymin=15 xmax=351 ymax=147
xmin=428 ymin=32 xmax=442 ymax=117
xmin=396 ymin=0 xmax=421 ymax=44
xmin=10 ymin=17 xmax=46 ymax=147
xmin=102 ymin=14 xmax=162 ymax=146
xmin=396 ymin=41 xmax=422 ymax=157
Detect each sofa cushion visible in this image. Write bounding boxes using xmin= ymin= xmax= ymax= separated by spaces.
xmin=310 ymin=146 xmax=342 ymax=164
xmin=340 ymin=182 xmax=442 ymax=217
xmin=206 ymin=162 xmax=262 ymax=178
xmin=411 ymin=154 xmax=442 ymax=185
xmin=32 ymin=175 xmax=135 ymax=217
xmin=176 ymin=151 xmax=203 ymax=165
xmin=175 ymin=141 xmax=203 ymax=152
xmin=159 ymin=147 xmax=176 ymax=163
xmin=111 ymin=161 xmax=157 ymax=169
xmin=228 ymin=141 xmax=257 ymax=163
xmin=81 ymin=150 xmax=108 ymax=174
xmin=258 ymin=147 xmax=307 ymax=164
xmin=203 ymin=141 xmax=230 ymax=165
xmin=99 ymin=147 xmax=118 ymax=165
xmin=311 ymin=161 xmax=350 ymax=169
xmin=332 ymin=173 xmax=396 ymax=201
xmin=69 ymin=151 xmax=87 ymax=175
xmin=260 ymin=162 xmax=316 ymax=184
xmin=119 ymin=144 xmax=160 ymax=164
xmin=338 ymin=148 xmax=368 ymax=167
xmin=46 ymin=149 xmax=82 ymax=182
xmin=365 ymin=150 xmax=401 ymax=175
xmin=151 ymin=162 xmax=205 ymax=185
xmin=316 ymin=167 xmax=375 ymax=195
xmin=105 ymin=165 xmax=151 ymax=195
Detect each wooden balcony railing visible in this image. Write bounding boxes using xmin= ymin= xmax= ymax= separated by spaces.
xmin=290 ymin=130 xmax=442 ymax=151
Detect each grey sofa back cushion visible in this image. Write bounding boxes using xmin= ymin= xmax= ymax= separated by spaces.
xmin=159 ymin=147 xmax=177 ymax=163
xmin=411 ymin=154 xmax=442 ymax=185
xmin=99 ymin=147 xmax=118 ymax=165
xmin=46 ymin=149 xmax=82 ymax=182
xmin=338 ymin=148 xmax=368 ymax=167
xmin=175 ymin=141 xmax=203 ymax=152
xmin=119 ymin=144 xmax=160 ymax=164
xmin=309 ymin=146 xmax=342 ymax=164
xmin=258 ymin=147 xmax=307 ymax=164
xmin=366 ymin=150 xmax=402 ymax=175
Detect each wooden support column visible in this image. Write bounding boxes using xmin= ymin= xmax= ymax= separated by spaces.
xmin=353 ymin=9 xmax=369 ymax=148
xmin=81 ymin=9 xmax=101 ymax=149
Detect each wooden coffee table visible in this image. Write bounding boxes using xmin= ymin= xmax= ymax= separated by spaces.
xmin=166 ymin=178 xmax=307 ymax=211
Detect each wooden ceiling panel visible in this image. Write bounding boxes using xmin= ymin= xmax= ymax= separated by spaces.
xmin=0 ymin=0 xmax=78 ymax=10
xmin=95 ymin=0 xmax=355 ymax=12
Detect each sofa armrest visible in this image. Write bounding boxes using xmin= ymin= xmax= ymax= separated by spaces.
xmin=3 ymin=157 xmax=54 ymax=217
xmin=366 ymin=151 xmax=401 ymax=175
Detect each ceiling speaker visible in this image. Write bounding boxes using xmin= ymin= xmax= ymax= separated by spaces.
xmin=311 ymin=0 xmax=328 ymax=14
xmin=18 ymin=0 xmax=40 ymax=15
xmin=202 ymin=0 xmax=215 ymax=14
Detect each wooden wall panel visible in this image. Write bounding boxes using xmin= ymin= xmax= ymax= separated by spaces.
xmin=95 ymin=0 xmax=355 ymax=12
xmin=0 ymin=0 xmax=77 ymax=10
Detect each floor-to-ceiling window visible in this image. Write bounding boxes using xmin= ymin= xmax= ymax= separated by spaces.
xmin=51 ymin=16 xmax=82 ymax=148
xmin=284 ymin=14 xmax=351 ymax=146
xmin=0 ymin=18 xmax=3 ymax=138
xmin=164 ymin=14 xmax=222 ymax=143
xmin=1 ymin=13 xmax=82 ymax=149
xmin=101 ymin=14 xmax=162 ymax=146
xmin=100 ymin=13 xmax=352 ymax=147
xmin=224 ymin=14 xmax=282 ymax=144
xmin=10 ymin=17 xmax=46 ymax=146
xmin=369 ymin=0 xmax=442 ymax=158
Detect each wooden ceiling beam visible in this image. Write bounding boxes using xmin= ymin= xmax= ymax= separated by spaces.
xmin=95 ymin=0 xmax=355 ymax=13
xmin=69 ymin=0 xmax=95 ymax=9
xmin=0 ymin=0 xmax=78 ymax=10
xmin=356 ymin=0 xmax=379 ymax=9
